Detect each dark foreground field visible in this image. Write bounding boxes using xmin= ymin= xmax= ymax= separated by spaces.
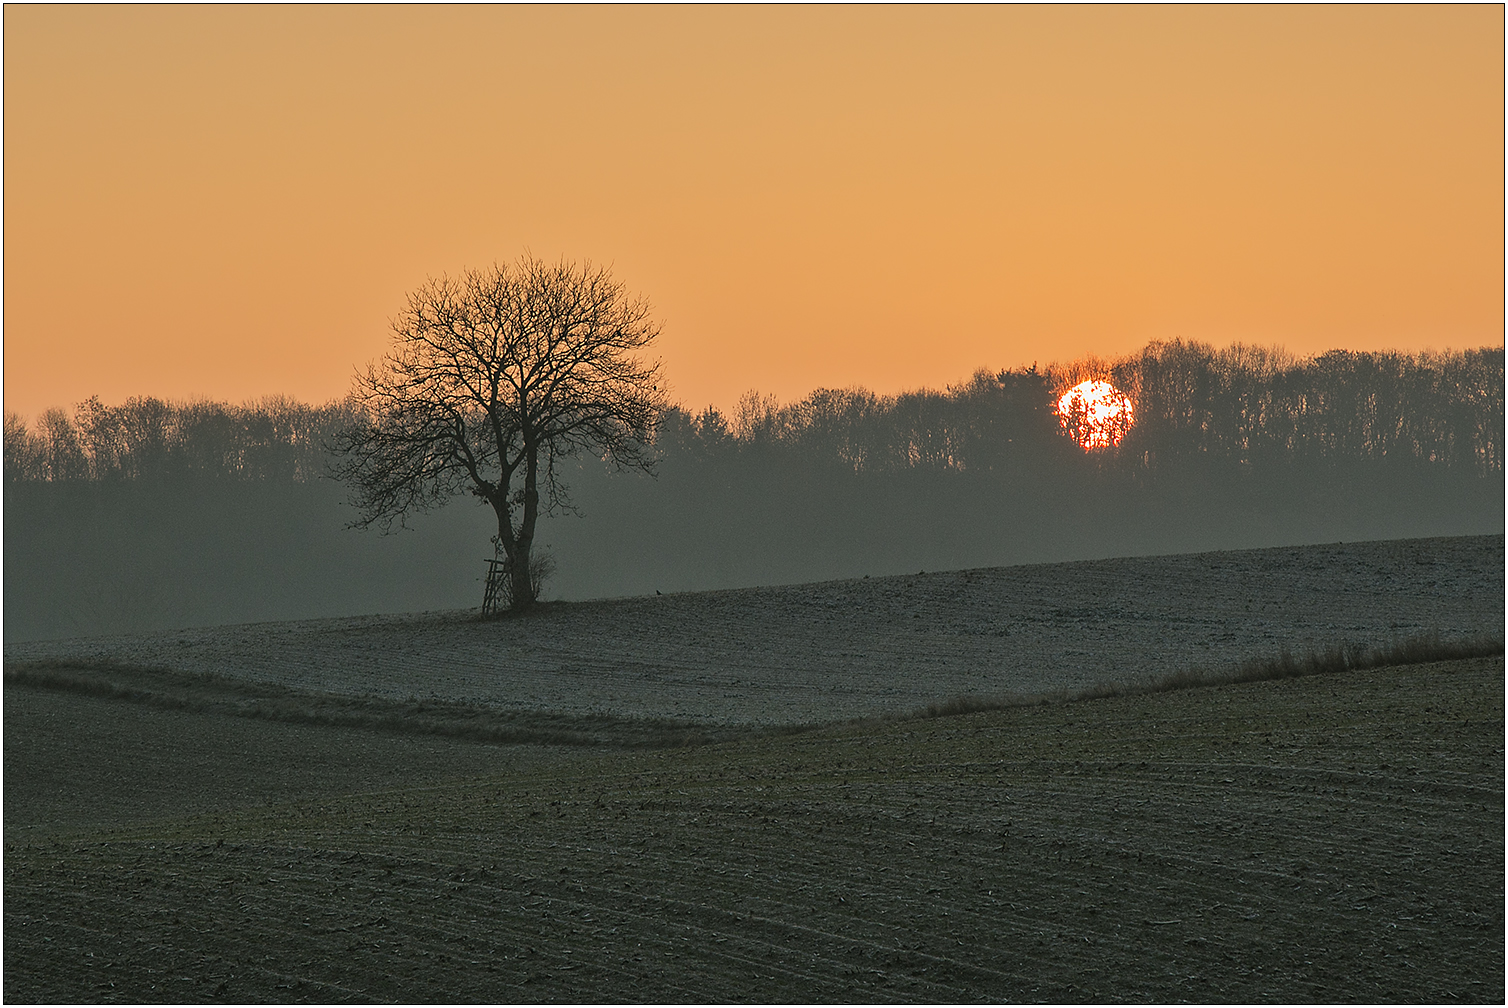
xmin=5 ymin=655 xmax=1503 ymax=1003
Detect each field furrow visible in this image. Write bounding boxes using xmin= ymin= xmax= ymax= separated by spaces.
xmin=6 ymin=655 xmax=1501 ymax=1002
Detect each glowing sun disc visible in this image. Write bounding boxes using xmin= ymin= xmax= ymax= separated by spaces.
xmin=1056 ymin=379 xmax=1134 ymax=449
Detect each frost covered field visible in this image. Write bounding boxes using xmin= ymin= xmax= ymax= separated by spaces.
xmin=6 ymin=533 xmax=1503 ymax=1003
xmin=8 ymin=534 xmax=1501 ymax=724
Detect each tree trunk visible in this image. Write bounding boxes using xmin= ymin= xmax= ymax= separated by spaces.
xmin=486 ymin=446 xmax=541 ymax=613
xmin=510 ymin=442 xmax=541 ymax=611
xmin=509 ymin=540 xmax=534 ymax=610
xmin=487 ymin=498 xmax=536 ymax=614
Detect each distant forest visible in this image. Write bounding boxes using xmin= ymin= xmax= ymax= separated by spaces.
xmin=6 ymin=341 xmax=1503 ymax=640
xmin=7 ymin=342 xmax=1503 ymax=483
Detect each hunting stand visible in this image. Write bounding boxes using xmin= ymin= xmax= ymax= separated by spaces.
xmin=481 ymin=549 xmax=509 ymax=616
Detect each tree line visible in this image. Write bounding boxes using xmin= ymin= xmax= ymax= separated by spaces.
xmin=4 ymin=395 xmax=361 ymax=483
xmin=659 ymin=341 xmax=1503 ymax=476
xmin=1107 ymin=342 xmax=1502 ymax=474
xmin=5 ymin=340 xmax=1502 ymax=486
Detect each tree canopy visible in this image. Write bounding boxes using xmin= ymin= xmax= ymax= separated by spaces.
xmin=331 ymin=256 xmax=666 ymax=610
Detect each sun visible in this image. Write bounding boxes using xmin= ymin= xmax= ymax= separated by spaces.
xmin=1056 ymin=379 xmax=1134 ymax=450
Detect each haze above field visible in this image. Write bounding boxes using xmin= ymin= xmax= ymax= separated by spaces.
xmin=4 ymin=5 xmax=1502 ymax=420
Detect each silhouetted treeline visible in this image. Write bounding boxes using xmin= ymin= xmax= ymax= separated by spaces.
xmin=657 ymin=342 xmax=1503 ymax=476
xmin=6 ymin=343 xmax=1502 ymax=485
xmin=1107 ymin=343 xmax=1502 ymax=473
xmin=664 ymin=367 xmax=1070 ymax=475
xmin=4 ymin=396 xmax=360 ymax=483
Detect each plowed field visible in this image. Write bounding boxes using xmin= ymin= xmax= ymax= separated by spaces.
xmin=5 ymin=656 xmax=1502 ymax=1003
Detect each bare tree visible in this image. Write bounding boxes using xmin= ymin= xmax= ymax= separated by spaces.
xmin=332 ymin=256 xmax=666 ymax=611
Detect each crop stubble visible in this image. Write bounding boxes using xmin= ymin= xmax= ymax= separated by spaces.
xmin=4 ymin=656 xmax=1502 ymax=1003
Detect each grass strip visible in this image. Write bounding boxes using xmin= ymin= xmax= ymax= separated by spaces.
xmin=898 ymin=631 xmax=1505 ymax=722
xmin=1 ymin=660 xmax=756 ymax=749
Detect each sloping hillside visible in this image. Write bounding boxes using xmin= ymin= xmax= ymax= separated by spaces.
xmin=6 ymin=535 xmax=1501 ymax=725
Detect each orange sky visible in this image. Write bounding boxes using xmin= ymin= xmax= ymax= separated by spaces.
xmin=4 ymin=5 xmax=1502 ymax=420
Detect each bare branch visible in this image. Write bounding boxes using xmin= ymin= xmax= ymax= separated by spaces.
xmin=331 ymin=256 xmax=667 ymax=610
